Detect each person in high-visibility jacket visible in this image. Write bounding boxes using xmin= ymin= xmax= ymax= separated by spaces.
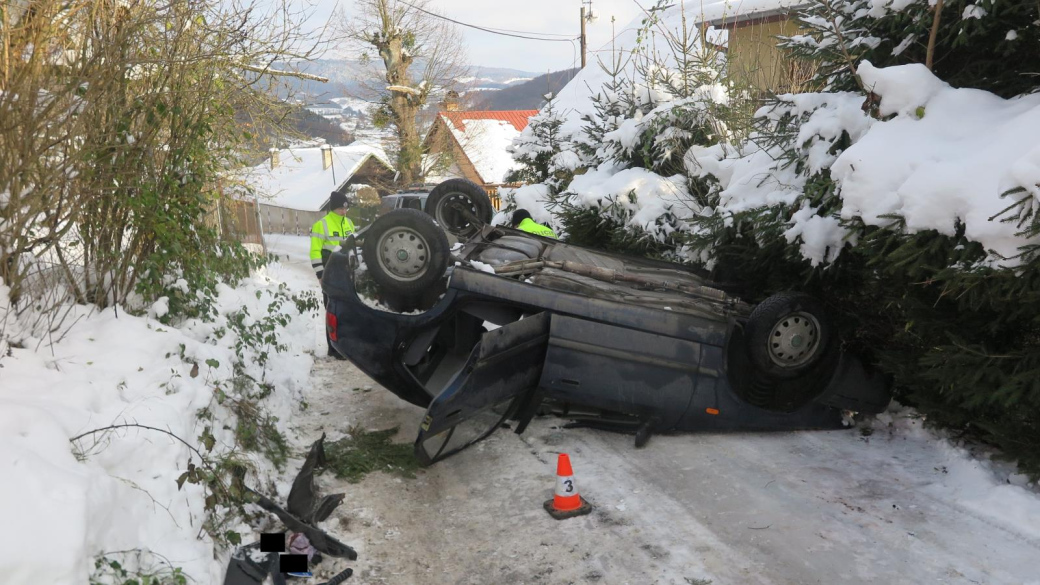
xmin=311 ymin=190 xmax=355 ymax=359
xmin=511 ymin=209 xmax=557 ymax=239
xmin=311 ymin=191 xmax=356 ymax=280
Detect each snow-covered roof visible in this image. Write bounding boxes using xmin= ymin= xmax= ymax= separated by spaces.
xmin=441 ymin=110 xmax=536 ymax=133
xmin=439 ymin=111 xmax=535 ymax=184
xmin=247 ymin=143 xmax=393 ymax=212
xmin=694 ymin=0 xmax=804 ymax=26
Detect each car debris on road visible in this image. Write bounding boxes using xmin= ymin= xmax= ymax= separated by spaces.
xmin=223 ymin=434 xmax=356 ymax=585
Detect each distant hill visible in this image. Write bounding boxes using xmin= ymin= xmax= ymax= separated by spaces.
xmin=275 ymin=59 xmax=542 ymax=103
xmin=470 ymin=69 xmax=580 ymax=111
xmin=288 ymin=109 xmax=353 ymax=145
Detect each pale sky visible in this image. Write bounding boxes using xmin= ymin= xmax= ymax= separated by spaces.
xmin=306 ymin=0 xmax=644 ymax=73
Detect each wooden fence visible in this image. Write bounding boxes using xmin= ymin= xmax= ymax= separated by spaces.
xmin=203 ymin=197 xmax=265 ymax=253
xmin=258 ymin=204 xmax=326 ymax=236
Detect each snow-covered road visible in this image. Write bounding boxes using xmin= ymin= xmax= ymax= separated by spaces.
xmin=268 ymin=235 xmax=1040 ymax=585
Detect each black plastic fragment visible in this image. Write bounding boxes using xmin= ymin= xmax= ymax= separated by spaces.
xmin=251 ymin=490 xmax=358 ymax=560
xmin=286 ymin=434 xmax=325 ymax=519
xmin=319 ymin=567 xmax=354 ymax=585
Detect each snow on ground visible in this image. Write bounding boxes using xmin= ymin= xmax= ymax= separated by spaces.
xmin=0 ymin=239 xmax=322 ymax=584
xmin=330 ymin=97 xmax=379 ymax=116
xmin=271 ymin=236 xmax=1040 ymax=585
xmin=301 ymin=362 xmax=1040 ymax=585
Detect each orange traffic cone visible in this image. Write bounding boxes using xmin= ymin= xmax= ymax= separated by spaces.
xmin=543 ymin=453 xmax=593 ymax=520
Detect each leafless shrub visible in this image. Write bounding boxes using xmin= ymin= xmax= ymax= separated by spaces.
xmin=0 ymin=0 xmax=326 ymax=355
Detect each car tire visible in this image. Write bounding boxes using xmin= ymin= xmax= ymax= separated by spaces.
xmin=362 ymin=209 xmax=449 ymax=301
xmin=745 ymin=292 xmax=832 ymax=380
xmin=425 ymin=178 xmax=493 ymax=238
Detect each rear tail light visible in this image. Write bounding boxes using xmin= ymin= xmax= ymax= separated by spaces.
xmin=326 ymin=312 xmax=338 ymax=341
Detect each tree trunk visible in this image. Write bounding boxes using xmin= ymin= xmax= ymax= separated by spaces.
xmin=378 ymin=37 xmax=423 ymax=185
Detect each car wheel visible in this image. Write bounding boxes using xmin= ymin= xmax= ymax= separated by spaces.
xmin=745 ymin=292 xmax=831 ymax=380
xmin=362 ymin=209 xmax=449 ymax=300
xmin=425 ymin=178 xmax=493 ymax=238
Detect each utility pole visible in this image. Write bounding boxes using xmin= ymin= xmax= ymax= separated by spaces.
xmin=580 ymin=0 xmax=593 ymax=69
xmin=580 ymin=6 xmax=587 ymax=68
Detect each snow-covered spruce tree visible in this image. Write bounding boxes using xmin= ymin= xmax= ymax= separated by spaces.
xmin=500 ymin=96 xmax=584 ymax=235
xmin=781 ymin=0 xmax=1040 ymax=97
xmin=572 ymin=34 xmax=638 ymax=169
xmin=550 ymin=40 xmax=644 ymax=252
xmin=681 ymin=88 xmax=871 ymax=294
xmin=506 ymin=96 xmax=570 ymax=188
xmin=681 ymin=0 xmax=1040 ymax=474
xmin=553 ymin=1 xmax=749 ymax=257
xmin=503 ymin=13 xmax=639 ymax=231
xmin=801 ymin=2 xmax=1040 ymax=474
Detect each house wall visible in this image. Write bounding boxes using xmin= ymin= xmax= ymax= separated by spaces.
xmin=726 ymin=18 xmax=806 ymax=93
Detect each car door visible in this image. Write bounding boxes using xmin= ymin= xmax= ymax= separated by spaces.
xmin=414 ymin=311 xmax=550 ymax=465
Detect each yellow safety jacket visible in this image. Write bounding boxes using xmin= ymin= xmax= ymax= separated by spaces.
xmin=310 ymin=212 xmax=356 ymax=279
xmin=517 ymin=217 xmax=557 ymax=239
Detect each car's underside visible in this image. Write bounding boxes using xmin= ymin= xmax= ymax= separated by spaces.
xmin=324 ymin=211 xmax=891 ymax=465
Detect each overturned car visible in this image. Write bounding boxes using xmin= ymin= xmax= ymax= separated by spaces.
xmin=322 ymin=179 xmax=890 ymax=465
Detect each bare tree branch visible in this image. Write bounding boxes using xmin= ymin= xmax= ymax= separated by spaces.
xmin=237 ymin=63 xmax=329 ymax=82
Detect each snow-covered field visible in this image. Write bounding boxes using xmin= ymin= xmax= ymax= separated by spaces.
xmin=4 ymin=234 xmax=1040 ymax=584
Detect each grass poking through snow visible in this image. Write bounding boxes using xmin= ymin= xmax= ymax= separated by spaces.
xmin=324 ymin=427 xmax=420 ymax=483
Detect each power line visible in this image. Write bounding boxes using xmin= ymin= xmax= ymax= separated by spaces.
xmin=481 ymin=26 xmax=576 ymax=38
xmin=397 ymin=0 xmax=580 ymax=43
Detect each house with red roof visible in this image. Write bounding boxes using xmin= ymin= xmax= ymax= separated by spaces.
xmin=423 ymin=108 xmax=537 ymax=199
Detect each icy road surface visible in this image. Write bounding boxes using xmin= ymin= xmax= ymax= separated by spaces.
xmin=268 ymin=235 xmax=1040 ymax=585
